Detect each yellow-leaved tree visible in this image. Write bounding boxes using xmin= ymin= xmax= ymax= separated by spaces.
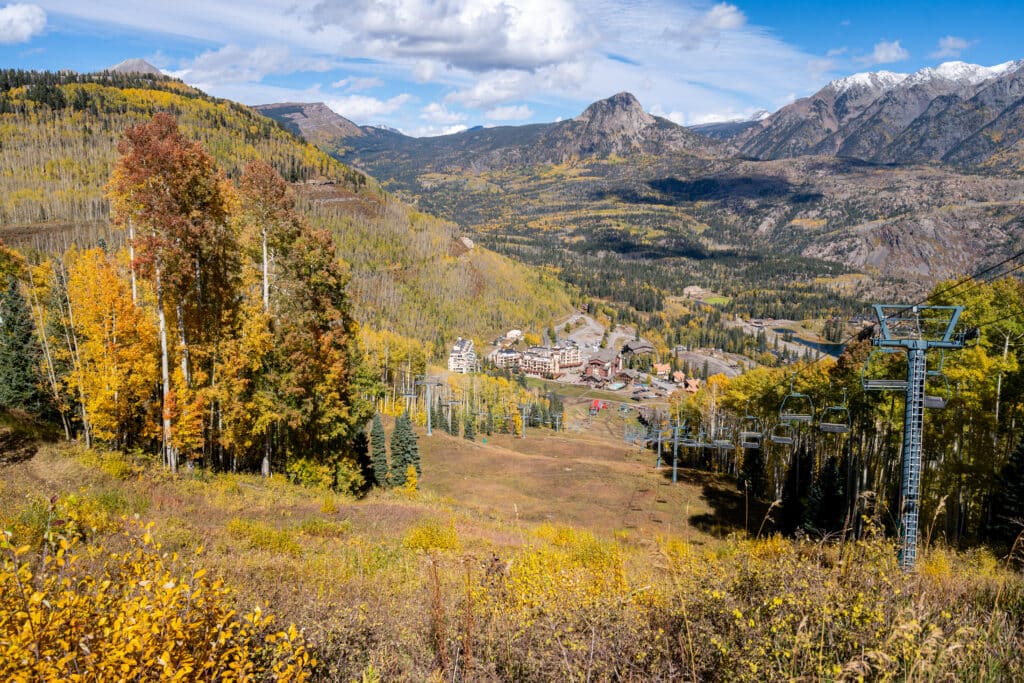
xmin=64 ymin=246 xmax=160 ymax=446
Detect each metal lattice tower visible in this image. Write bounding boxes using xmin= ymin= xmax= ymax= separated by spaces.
xmin=867 ymin=304 xmax=965 ymax=570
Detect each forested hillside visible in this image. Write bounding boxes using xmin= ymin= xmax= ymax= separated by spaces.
xmin=0 ymin=70 xmax=572 ymax=356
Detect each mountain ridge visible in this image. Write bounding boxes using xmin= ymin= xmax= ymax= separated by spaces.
xmin=732 ymin=59 xmax=1024 ymax=166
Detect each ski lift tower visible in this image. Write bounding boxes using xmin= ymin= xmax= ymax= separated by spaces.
xmin=415 ymin=375 xmax=441 ymax=436
xmin=869 ymin=304 xmax=965 ymax=570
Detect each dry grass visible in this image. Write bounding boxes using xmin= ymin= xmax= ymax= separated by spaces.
xmin=3 ymin=427 xmax=1023 ymax=681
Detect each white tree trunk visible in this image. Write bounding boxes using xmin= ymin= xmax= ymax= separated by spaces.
xmin=262 ymin=227 xmax=270 ymax=313
xmin=128 ymin=218 xmax=138 ymax=304
xmin=156 ymin=265 xmax=175 ymax=472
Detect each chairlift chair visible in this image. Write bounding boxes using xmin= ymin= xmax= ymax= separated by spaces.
xmin=739 ymin=401 xmax=764 ymax=449
xmin=713 ymin=422 xmax=735 ymax=450
xmin=862 ymin=348 xmax=908 ymax=391
xmin=922 ymin=350 xmax=950 ymax=409
xmin=923 ymin=373 xmax=951 ymax=409
xmin=769 ymin=422 xmax=795 ymax=446
xmin=819 ymin=388 xmax=851 ymax=434
xmin=779 ymin=375 xmax=814 ymax=423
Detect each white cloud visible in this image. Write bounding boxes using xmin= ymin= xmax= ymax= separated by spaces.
xmin=406 ymin=122 xmax=469 ymax=137
xmin=325 ymin=93 xmax=413 ymax=122
xmin=332 ymin=76 xmax=383 ymax=91
xmin=32 ymin=0 xmax=837 ymax=137
xmin=446 ymin=69 xmax=528 ymax=107
xmin=312 ymin=0 xmax=595 ymax=72
xmin=485 ymin=104 xmax=533 ymax=120
xmin=170 ymin=44 xmax=333 ymax=85
xmin=930 ymin=35 xmax=971 ymax=59
xmin=0 ymin=3 xmax=45 ymax=44
xmin=412 ymin=59 xmax=443 ymax=82
xmin=663 ymin=2 xmax=746 ymax=50
xmin=703 ymin=3 xmax=744 ymax=30
xmin=859 ymin=39 xmax=909 ymax=65
xmin=421 ymin=101 xmax=466 ymax=124
xmin=649 ymin=104 xmax=682 ymax=123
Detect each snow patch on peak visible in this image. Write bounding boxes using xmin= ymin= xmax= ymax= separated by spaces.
xmin=905 ymin=60 xmax=1024 ymax=87
xmin=827 ymin=70 xmax=907 ymax=95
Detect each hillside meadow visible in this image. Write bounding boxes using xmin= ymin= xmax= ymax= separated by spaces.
xmin=3 ymin=408 xmax=1024 ymax=682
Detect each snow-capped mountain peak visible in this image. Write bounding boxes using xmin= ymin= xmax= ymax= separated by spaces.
xmin=904 ymin=60 xmax=1024 ymax=87
xmin=827 ymin=70 xmax=908 ymax=96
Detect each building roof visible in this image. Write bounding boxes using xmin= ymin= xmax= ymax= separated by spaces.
xmin=621 ymin=339 xmax=656 ymax=355
xmin=451 ymin=337 xmax=474 ymax=354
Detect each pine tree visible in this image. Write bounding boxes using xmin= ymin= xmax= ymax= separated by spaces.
xmin=464 ymin=412 xmax=475 ymax=441
xmin=0 ymin=278 xmax=43 ymax=412
xmin=350 ymin=431 xmax=373 ymax=496
xmin=370 ymin=413 xmax=389 ymax=487
xmin=390 ymin=412 xmax=410 ymax=487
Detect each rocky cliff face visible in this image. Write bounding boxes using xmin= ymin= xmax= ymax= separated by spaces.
xmin=254 ymin=102 xmax=364 ymax=145
xmin=531 ymin=92 xmax=715 ymax=162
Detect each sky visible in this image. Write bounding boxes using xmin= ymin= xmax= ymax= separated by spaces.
xmin=1 ymin=1 xmax=1022 ymax=137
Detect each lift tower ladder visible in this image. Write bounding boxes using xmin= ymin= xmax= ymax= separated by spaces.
xmin=868 ymin=304 xmax=965 ymax=571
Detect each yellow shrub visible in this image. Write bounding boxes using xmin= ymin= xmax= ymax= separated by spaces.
xmin=226 ymin=517 xmax=303 ymax=557
xmin=402 ymin=518 xmax=460 ymax=552
xmin=0 ymin=520 xmax=313 ymax=681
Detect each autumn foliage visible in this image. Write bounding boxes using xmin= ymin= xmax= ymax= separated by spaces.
xmin=0 ymin=518 xmax=312 ymax=682
xmin=19 ymin=114 xmax=372 ymax=484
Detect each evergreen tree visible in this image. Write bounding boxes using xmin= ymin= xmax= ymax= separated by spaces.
xmin=369 ymin=413 xmax=389 ymax=487
xmin=0 ymin=278 xmax=43 ymax=412
xmin=350 ymin=431 xmax=373 ymax=496
xmin=987 ymin=438 xmax=1024 ymax=553
xmin=464 ymin=412 xmax=475 ymax=441
xmin=485 ymin=404 xmax=493 ymax=436
xmin=390 ymin=412 xmax=411 ymax=487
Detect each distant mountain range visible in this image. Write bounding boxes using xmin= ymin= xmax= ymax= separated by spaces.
xmin=259 ymin=91 xmax=719 ymax=178
xmin=258 ymin=60 xmax=1024 ymax=173
xmin=727 ymin=59 xmax=1024 ymax=168
xmin=255 ymin=70 xmax=1024 ymax=301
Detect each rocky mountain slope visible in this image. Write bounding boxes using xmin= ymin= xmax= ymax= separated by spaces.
xmin=732 ymin=60 xmax=1024 ymax=168
xmin=255 ymin=101 xmax=364 ymax=148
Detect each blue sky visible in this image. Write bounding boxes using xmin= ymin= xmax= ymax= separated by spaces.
xmin=1 ymin=1 xmax=1022 ymax=136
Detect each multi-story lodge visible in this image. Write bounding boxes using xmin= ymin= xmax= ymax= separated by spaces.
xmin=448 ymin=337 xmax=478 ymax=374
xmin=489 ymin=347 xmax=522 ymax=369
xmin=554 ymin=341 xmax=582 ymax=368
xmin=520 ymin=346 xmax=560 ymax=376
